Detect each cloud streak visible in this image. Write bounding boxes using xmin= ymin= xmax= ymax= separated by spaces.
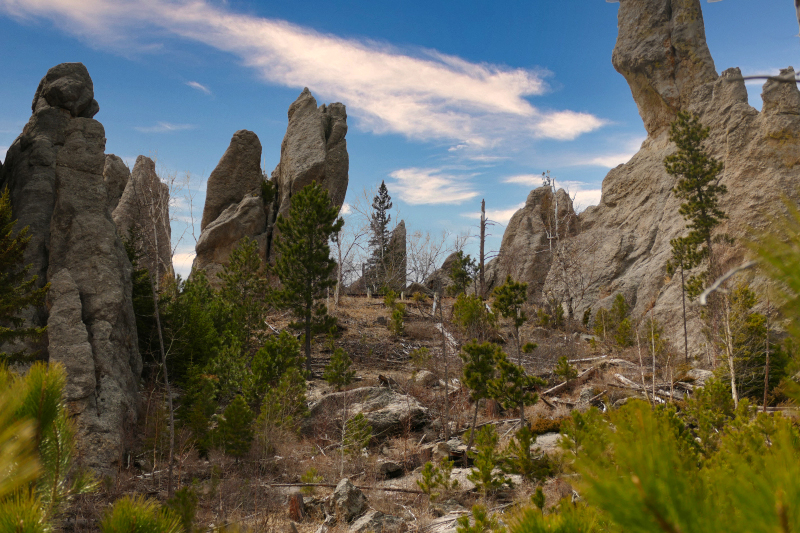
xmin=186 ymin=80 xmax=211 ymax=95
xmin=134 ymin=121 xmax=195 ymax=133
xmin=0 ymin=0 xmax=606 ymax=152
xmin=388 ymin=167 xmax=478 ymax=205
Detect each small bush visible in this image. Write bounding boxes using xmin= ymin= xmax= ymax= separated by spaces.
xmin=99 ymin=496 xmax=181 ymax=533
xmin=504 ymin=426 xmax=554 ymax=481
xmin=456 ymin=504 xmax=505 ymax=533
xmin=300 ymin=467 xmax=324 ymax=496
xmin=389 ymin=304 xmax=405 ymax=336
xmin=166 ymin=487 xmax=198 ymax=533
xmin=530 ymin=416 xmax=568 ymax=436
xmin=554 ymin=356 xmax=578 ymax=382
xmin=466 ymin=425 xmax=512 ymax=495
xmin=417 ymin=458 xmax=459 ymax=501
xmin=343 ymin=413 xmax=372 ymax=456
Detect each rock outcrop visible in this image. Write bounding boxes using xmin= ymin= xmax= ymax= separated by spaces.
xmin=193 ymin=89 xmax=348 ymax=283
xmin=484 ymin=187 xmax=577 ymax=296
xmin=303 ymin=387 xmax=429 ymax=440
xmin=112 ymin=155 xmax=173 ymax=286
xmin=0 ymin=63 xmax=141 ymax=472
xmin=496 ymin=0 xmax=800 ymax=355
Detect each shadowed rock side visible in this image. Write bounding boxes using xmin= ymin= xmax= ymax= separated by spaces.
xmin=112 ymin=155 xmax=173 ymax=287
xmin=0 ymin=63 xmax=140 ymax=473
xmin=200 ymin=129 xmax=263 ymax=231
xmin=103 ymin=154 xmax=130 ymax=212
xmin=193 ymin=88 xmax=349 ymax=284
xmin=509 ymin=0 xmax=800 ymax=356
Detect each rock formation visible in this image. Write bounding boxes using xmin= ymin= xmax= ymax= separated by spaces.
xmin=193 ymin=88 xmax=349 ymax=283
xmin=484 ymin=187 xmax=577 ymax=297
xmin=103 ymin=154 xmax=129 ymax=212
xmin=0 ymin=63 xmax=141 ymax=473
xmin=112 ymin=155 xmax=173 ymax=287
xmin=495 ymin=0 xmax=800 ymax=355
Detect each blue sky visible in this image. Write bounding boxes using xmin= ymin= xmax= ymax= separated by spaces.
xmin=0 ymin=0 xmax=798 ymax=278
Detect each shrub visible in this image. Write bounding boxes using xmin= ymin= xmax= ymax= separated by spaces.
xmin=251 ymin=331 xmax=304 ymax=399
xmin=257 ymin=368 xmax=308 ymax=455
xmin=466 ymin=425 xmax=512 ymax=496
xmin=218 ymin=395 xmax=254 ymax=461
xmin=343 ymin=413 xmax=372 ymax=456
xmin=530 ymin=416 xmax=568 ymax=436
xmin=453 ymin=293 xmax=497 ymax=341
xmin=456 ymin=504 xmax=505 ymax=533
xmin=504 ymin=426 xmax=554 ymax=481
xmin=389 ymin=304 xmax=405 ymax=336
xmin=323 ymin=347 xmax=355 ymax=390
xmin=300 ymin=467 xmax=324 ymax=496
xmin=165 ymin=487 xmax=198 ymax=533
xmin=417 ymin=458 xmax=459 ymax=501
xmin=99 ymin=496 xmax=181 ymax=533
xmin=553 ymin=356 xmax=578 ymax=382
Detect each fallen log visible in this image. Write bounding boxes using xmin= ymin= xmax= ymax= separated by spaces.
xmin=267 ymin=482 xmax=424 ymax=495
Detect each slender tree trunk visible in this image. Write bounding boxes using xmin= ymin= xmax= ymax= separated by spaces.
xmin=151 ymin=278 xmax=174 ymax=498
xmin=479 ymin=199 xmax=486 ymax=298
xmin=636 ymin=329 xmax=652 ymax=406
xmin=464 ymin=399 xmax=480 ymax=466
xmin=723 ymin=298 xmax=740 ymax=408
xmin=441 ymin=303 xmax=450 ymax=441
xmin=681 ymin=265 xmax=689 ymax=362
xmin=764 ymin=296 xmax=771 ymax=411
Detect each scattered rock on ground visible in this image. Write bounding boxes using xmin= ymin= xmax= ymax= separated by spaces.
xmin=331 ymin=479 xmax=367 ymax=523
xmin=349 ymin=510 xmax=407 ymax=533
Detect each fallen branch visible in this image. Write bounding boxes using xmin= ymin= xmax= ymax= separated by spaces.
xmin=567 ymin=355 xmax=608 ymax=364
xmin=267 ymin=482 xmax=424 ymax=495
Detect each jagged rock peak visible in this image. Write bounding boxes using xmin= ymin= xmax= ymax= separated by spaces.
xmin=103 ymin=155 xmax=130 ymax=213
xmin=200 ymin=129 xmax=263 ymax=231
xmin=612 ymin=0 xmax=718 ymax=136
xmin=32 ymin=62 xmax=100 ymax=119
xmin=112 ymin=155 xmax=173 ymax=287
xmin=273 ymin=87 xmax=349 ymax=220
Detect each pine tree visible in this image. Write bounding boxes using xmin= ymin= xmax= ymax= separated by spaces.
xmin=0 ymin=187 xmax=48 ymax=363
xmin=217 ymin=236 xmax=271 ymax=356
xmin=218 ymin=395 xmax=254 ymax=461
xmin=667 ymin=236 xmax=697 ymax=362
xmin=274 ymin=181 xmax=344 ymax=371
xmin=368 ymin=180 xmax=392 ymax=288
xmin=448 ymin=251 xmax=477 ymax=296
xmin=489 ymin=350 xmax=544 ymax=427
xmin=492 ymin=276 xmax=528 ymax=366
xmin=460 ymin=341 xmax=501 ymax=453
xmin=664 ymin=111 xmax=727 ymax=298
xmin=466 ymin=425 xmax=512 ymax=496
xmin=251 ymin=331 xmax=303 ymax=399
xmin=323 ymin=347 xmax=355 ymax=391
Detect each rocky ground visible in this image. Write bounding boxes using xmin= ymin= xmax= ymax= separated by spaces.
xmin=60 ymin=294 xmax=707 ymax=533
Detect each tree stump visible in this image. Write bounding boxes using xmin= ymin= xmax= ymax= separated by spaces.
xmin=288 ymin=493 xmax=305 ymax=522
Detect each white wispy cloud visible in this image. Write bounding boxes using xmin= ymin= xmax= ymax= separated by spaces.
xmin=134 ymin=122 xmax=195 ymax=133
xmin=570 ymin=136 xmax=644 ymax=168
xmin=503 ymin=174 xmax=543 ymax=186
xmin=186 ymin=80 xmax=211 ymax=95
xmin=461 ymin=202 xmax=524 ymax=226
xmin=172 ymin=251 xmax=196 ymax=278
xmin=388 ymin=167 xmax=478 ymax=205
xmin=339 ymin=203 xmax=352 ymax=215
xmin=0 ymin=0 xmax=606 ymax=151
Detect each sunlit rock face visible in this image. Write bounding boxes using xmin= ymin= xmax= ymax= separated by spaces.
xmin=490 ymin=0 xmax=800 ymax=356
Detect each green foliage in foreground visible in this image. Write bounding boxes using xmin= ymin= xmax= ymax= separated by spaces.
xmin=99 ymin=495 xmax=182 ymax=533
xmin=417 ymin=458 xmax=459 ymax=501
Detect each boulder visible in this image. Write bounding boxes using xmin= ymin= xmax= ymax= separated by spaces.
xmin=332 ymin=479 xmax=367 ymax=523
xmin=379 ymin=461 xmax=404 ymax=479
xmin=0 ymin=63 xmax=141 ymax=473
xmin=414 ymin=370 xmax=438 ymax=388
xmin=200 ymin=129 xmax=263 ymax=231
xmin=424 ymin=252 xmax=460 ymax=294
xmin=349 ymin=510 xmax=406 ymax=533
xmin=103 ymin=154 xmax=129 ymax=212
xmin=304 ymin=387 xmax=429 ymax=440
xmin=112 ymin=155 xmax=173 ymax=286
